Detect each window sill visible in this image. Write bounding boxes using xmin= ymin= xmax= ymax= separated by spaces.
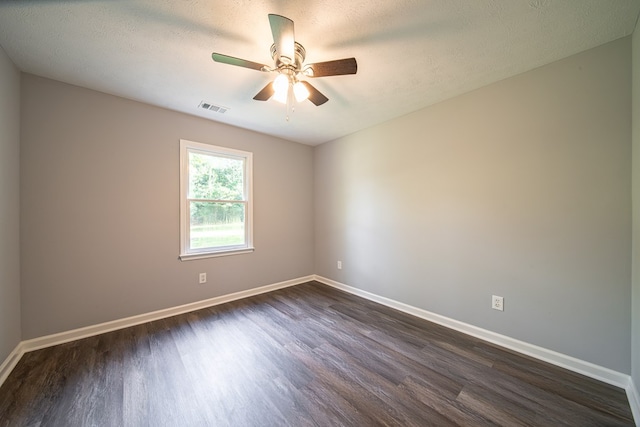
xmin=179 ymin=247 xmax=255 ymax=261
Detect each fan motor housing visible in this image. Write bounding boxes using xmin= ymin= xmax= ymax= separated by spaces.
xmin=270 ymin=42 xmax=306 ymax=71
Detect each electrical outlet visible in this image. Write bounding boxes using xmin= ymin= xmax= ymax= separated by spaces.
xmin=199 ymin=273 xmax=207 ymax=284
xmin=492 ymin=295 xmax=504 ymax=311
xmin=337 ymin=260 xmax=342 ymax=270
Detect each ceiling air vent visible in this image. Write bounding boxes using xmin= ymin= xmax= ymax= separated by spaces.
xmin=199 ymin=101 xmax=229 ymax=114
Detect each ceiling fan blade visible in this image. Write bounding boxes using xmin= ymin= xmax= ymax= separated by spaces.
xmin=268 ymin=14 xmax=295 ymax=65
xmin=305 ymin=58 xmax=357 ymax=77
xmin=253 ymin=82 xmax=275 ymax=101
xmin=212 ymin=53 xmax=269 ymax=71
xmin=300 ymin=81 xmax=328 ymax=106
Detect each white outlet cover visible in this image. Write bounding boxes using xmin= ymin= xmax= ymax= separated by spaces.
xmin=492 ymin=295 xmax=504 ymax=311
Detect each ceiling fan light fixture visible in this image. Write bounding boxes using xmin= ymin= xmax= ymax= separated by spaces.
xmin=293 ymin=81 xmax=309 ymax=102
xmin=272 ymin=88 xmax=288 ymax=104
xmin=273 ymin=73 xmax=289 ymax=92
xmin=272 ymin=74 xmax=290 ymax=103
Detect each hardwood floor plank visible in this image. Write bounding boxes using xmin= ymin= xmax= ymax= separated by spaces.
xmin=0 ymin=281 xmax=634 ymax=426
xmin=313 ymin=342 xmax=455 ymax=426
xmin=121 ymin=324 xmax=153 ymax=427
xmin=399 ymin=375 xmax=495 ymax=426
xmin=455 ymin=385 xmax=533 ymax=427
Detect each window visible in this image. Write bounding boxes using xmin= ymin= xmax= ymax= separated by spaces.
xmin=179 ymin=139 xmax=253 ymax=260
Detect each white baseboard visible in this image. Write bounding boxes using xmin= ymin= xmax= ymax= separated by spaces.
xmin=314 ymin=275 xmax=631 ymax=390
xmin=0 ymin=342 xmax=25 ymax=387
xmin=627 ymin=378 xmax=640 ymax=427
xmin=18 ymin=275 xmax=313 ymax=355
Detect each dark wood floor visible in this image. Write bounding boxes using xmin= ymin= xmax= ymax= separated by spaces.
xmin=0 ymin=281 xmax=634 ymax=426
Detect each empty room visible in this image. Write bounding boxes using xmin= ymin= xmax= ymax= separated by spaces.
xmin=1 ymin=1 xmax=640 ymax=425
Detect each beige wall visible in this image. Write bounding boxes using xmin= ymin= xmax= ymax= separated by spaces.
xmin=0 ymin=45 xmax=21 ymax=362
xmin=20 ymin=75 xmax=314 ymax=339
xmin=632 ymin=18 xmax=640 ymax=398
xmin=315 ymin=37 xmax=632 ymax=373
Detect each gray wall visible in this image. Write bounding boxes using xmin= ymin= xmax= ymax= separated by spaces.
xmin=20 ymin=75 xmax=314 ymax=339
xmin=0 ymin=45 xmax=21 ymax=362
xmin=632 ymin=19 xmax=640 ymax=395
xmin=315 ymin=38 xmax=632 ymax=373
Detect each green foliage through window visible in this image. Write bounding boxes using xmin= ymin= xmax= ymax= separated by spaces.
xmin=188 ymin=152 xmax=245 ymax=234
xmin=188 ymin=153 xmax=243 ymax=200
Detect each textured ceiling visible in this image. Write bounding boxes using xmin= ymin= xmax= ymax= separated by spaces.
xmin=0 ymin=1 xmax=639 ymax=145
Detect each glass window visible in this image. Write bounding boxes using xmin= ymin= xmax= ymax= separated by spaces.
xmin=179 ymin=140 xmax=253 ymax=260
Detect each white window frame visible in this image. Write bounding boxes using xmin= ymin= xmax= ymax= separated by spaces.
xmin=179 ymin=139 xmax=254 ymax=261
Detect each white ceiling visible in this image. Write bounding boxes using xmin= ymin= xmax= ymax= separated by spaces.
xmin=0 ymin=1 xmax=639 ymax=146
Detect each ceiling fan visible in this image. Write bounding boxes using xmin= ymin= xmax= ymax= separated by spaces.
xmin=212 ymin=14 xmax=357 ymax=107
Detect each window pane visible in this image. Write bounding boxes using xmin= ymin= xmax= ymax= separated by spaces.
xmin=190 ymin=201 xmax=245 ymax=249
xmin=188 ymin=152 xmax=244 ymax=200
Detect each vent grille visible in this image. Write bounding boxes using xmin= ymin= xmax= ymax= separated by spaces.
xmin=199 ymin=101 xmax=229 ymax=114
